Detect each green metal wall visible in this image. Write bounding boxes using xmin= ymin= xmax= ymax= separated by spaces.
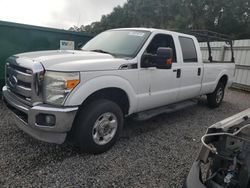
xmin=0 ymin=21 xmax=94 ymax=94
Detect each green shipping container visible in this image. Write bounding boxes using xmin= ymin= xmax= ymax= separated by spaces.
xmin=0 ymin=20 xmax=94 ymax=94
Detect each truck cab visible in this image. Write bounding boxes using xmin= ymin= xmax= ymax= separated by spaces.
xmin=2 ymin=28 xmax=235 ymax=153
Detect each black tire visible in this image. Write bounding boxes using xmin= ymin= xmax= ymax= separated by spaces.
xmin=72 ymin=99 xmax=124 ymax=154
xmin=207 ymin=82 xmax=225 ymax=108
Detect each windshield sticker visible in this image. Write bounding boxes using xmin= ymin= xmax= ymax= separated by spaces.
xmin=128 ymin=32 xmax=145 ymax=37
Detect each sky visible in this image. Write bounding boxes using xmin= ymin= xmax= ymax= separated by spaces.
xmin=0 ymin=0 xmax=127 ymax=29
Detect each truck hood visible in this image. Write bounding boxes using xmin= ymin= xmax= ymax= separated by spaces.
xmin=16 ymin=50 xmax=129 ymax=71
xmin=210 ymin=108 xmax=250 ymax=131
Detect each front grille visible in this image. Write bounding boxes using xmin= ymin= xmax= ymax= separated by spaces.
xmin=5 ymin=57 xmax=44 ymax=106
xmin=6 ymin=63 xmax=32 ymax=104
xmin=9 ymin=63 xmax=32 ymax=74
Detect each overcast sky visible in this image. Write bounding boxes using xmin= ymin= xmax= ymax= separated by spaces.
xmin=0 ymin=0 xmax=127 ymax=29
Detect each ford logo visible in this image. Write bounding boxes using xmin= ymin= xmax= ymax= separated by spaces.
xmin=9 ymin=75 xmax=18 ymax=87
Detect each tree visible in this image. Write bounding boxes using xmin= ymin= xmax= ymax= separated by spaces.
xmin=70 ymin=0 xmax=250 ymax=39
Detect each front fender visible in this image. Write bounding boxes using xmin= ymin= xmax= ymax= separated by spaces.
xmin=64 ymin=75 xmax=138 ymax=114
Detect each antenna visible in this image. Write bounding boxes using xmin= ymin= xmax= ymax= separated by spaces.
xmin=77 ymin=14 xmax=81 ymax=27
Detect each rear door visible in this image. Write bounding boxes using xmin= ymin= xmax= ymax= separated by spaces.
xmin=178 ymin=36 xmax=203 ymax=101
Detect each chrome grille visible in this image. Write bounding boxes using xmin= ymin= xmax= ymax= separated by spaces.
xmin=5 ymin=56 xmax=44 ymax=106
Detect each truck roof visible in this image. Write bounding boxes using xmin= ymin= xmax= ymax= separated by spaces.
xmin=112 ymin=27 xmax=194 ymax=38
xmin=111 ymin=27 xmax=234 ymax=62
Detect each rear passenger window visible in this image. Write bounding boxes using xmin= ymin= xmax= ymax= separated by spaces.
xmin=179 ymin=37 xmax=198 ymax=63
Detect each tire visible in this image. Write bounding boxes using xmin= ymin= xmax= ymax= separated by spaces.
xmin=72 ymin=99 xmax=124 ymax=154
xmin=207 ymin=82 xmax=225 ymax=108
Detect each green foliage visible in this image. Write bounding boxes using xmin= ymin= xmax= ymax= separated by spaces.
xmin=71 ymin=0 xmax=250 ymax=39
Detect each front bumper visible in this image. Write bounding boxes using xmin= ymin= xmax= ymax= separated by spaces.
xmin=184 ymin=161 xmax=206 ymax=188
xmin=2 ymin=86 xmax=78 ymax=144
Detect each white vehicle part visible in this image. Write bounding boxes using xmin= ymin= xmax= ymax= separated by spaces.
xmin=65 ymin=73 xmax=138 ymax=115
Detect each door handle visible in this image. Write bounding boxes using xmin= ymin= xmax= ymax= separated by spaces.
xmin=198 ymin=67 xmax=201 ymax=76
xmin=173 ymin=69 xmax=181 ymax=78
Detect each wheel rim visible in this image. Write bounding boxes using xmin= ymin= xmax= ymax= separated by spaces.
xmin=92 ymin=112 xmax=118 ymax=145
xmin=216 ymin=87 xmax=223 ymax=103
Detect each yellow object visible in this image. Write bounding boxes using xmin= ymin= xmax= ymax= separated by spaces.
xmin=66 ymin=79 xmax=80 ymax=89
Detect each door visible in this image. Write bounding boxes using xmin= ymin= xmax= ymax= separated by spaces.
xmin=138 ymin=34 xmax=181 ymax=112
xmin=178 ymin=36 xmax=203 ymax=101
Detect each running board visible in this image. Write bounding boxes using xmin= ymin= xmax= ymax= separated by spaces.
xmin=133 ymin=99 xmax=198 ymax=121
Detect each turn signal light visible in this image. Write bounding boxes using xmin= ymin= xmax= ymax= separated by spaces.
xmin=66 ymin=79 xmax=80 ymax=89
xmin=166 ymin=58 xmax=173 ymax=65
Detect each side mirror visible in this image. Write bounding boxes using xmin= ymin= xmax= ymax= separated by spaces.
xmin=141 ymin=47 xmax=173 ymax=69
xmin=155 ymin=47 xmax=173 ymax=69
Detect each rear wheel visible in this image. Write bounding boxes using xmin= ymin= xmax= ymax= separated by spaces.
xmin=73 ymin=99 xmax=124 ymax=154
xmin=207 ymin=82 xmax=225 ymax=108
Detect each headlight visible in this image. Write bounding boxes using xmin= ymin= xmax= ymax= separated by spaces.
xmin=43 ymin=71 xmax=80 ymax=105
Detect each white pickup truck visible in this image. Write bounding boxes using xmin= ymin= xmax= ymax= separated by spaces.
xmin=2 ymin=28 xmax=235 ymax=153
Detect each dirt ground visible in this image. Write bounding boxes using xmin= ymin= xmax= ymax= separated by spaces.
xmin=0 ymin=89 xmax=249 ymax=187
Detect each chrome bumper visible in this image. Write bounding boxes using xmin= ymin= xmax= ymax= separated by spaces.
xmin=2 ymin=86 xmax=78 ymax=144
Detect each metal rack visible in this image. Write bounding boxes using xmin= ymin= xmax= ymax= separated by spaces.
xmin=186 ymin=30 xmax=235 ymax=62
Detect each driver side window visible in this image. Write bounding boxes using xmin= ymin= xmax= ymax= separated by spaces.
xmin=146 ymin=34 xmax=177 ymax=62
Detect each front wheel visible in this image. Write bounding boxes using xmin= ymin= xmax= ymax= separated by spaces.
xmin=72 ymin=99 xmax=124 ymax=154
xmin=207 ymin=82 xmax=225 ymax=108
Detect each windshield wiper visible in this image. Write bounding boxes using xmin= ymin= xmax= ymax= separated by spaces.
xmin=90 ymin=49 xmax=113 ymax=55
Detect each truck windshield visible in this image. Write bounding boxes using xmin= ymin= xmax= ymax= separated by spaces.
xmin=81 ymin=30 xmax=151 ymax=58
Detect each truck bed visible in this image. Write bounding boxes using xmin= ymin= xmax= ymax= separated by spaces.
xmin=201 ymin=61 xmax=235 ymax=95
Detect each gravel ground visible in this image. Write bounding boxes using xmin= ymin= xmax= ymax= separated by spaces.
xmin=0 ymin=89 xmax=250 ymax=188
